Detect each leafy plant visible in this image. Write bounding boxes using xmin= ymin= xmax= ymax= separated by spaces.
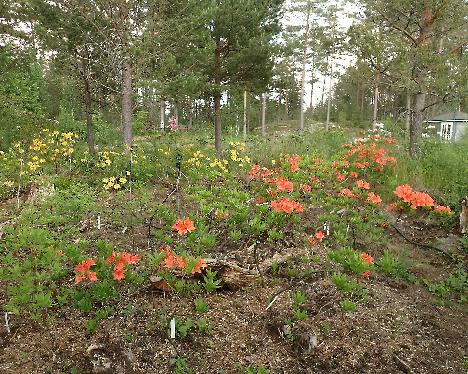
xmin=203 ymin=270 xmax=221 ymax=292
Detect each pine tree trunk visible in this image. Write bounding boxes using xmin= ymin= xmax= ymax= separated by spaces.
xmin=406 ymin=91 xmax=411 ymax=135
xmin=372 ymin=72 xmax=380 ymax=129
xmin=214 ymin=42 xmax=222 ymax=158
xmin=243 ymin=88 xmax=248 ymax=141
xmin=325 ymin=63 xmax=333 ymax=131
xmin=300 ymin=1 xmax=311 ymax=131
xmin=261 ymin=93 xmax=267 ymax=137
xmin=410 ymin=92 xmax=426 ymax=157
xmin=309 ymin=52 xmax=315 ymax=110
xmin=84 ymin=78 xmax=95 ymax=155
xmin=121 ymin=59 xmax=133 ymax=149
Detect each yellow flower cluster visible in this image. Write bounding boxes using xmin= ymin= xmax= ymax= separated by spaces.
xmin=27 ymin=155 xmax=46 ymax=172
xmin=96 ymin=150 xmax=125 ymax=168
xmin=2 ymin=180 xmax=14 ymax=188
xmin=228 ymin=141 xmax=250 ymax=167
xmin=102 ymin=173 xmax=130 ymax=190
xmin=187 ymin=150 xmax=208 ymax=167
xmin=26 ymin=129 xmax=78 ymax=172
xmin=209 ymin=158 xmax=229 ymax=173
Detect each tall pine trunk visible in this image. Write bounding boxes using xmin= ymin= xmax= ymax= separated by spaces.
xmin=121 ymin=60 xmax=133 ymax=149
xmin=372 ymin=72 xmax=380 ymax=129
xmin=261 ymin=93 xmax=267 ymax=137
xmin=299 ymin=1 xmax=311 ymax=131
xmin=410 ymin=92 xmax=426 ymax=157
xmin=214 ymin=41 xmax=222 ymax=158
xmin=405 ymin=91 xmax=411 ymax=135
xmin=325 ymin=62 xmax=333 ymax=131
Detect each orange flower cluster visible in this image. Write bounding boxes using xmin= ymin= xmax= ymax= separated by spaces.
xmin=394 ymin=185 xmax=434 ymax=209
xmin=360 ymin=252 xmax=374 ymax=264
xmin=288 ymin=155 xmax=301 ymax=172
xmin=434 ymin=205 xmax=452 ymax=214
xmin=161 ymin=246 xmax=206 ymax=275
xmin=339 ymin=188 xmax=355 ymax=198
xmin=366 ymin=192 xmax=382 ymax=205
xmin=356 ymin=179 xmax=370 ymax=190
xmin=343 ymin=138 xmax=396 ymax=171
xmin=276 ymin=177 xmax=294 ymax=192
xmin=75 ymin=258 xmax=97 ymax=284
xmin=308 ymin=230 xmax=325 ymax=245
xmin=270 ymin=197 xmax=303 ymax=213
xmin=106 ymin=251 xmax=140 ymax=281
xmin=172 ymin=217 xmax=196 ymax=236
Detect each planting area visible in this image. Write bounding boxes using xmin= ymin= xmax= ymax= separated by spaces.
xmin=0 ymin=128 xmax=467 ymax=374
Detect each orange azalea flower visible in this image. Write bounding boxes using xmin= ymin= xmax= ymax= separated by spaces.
xmin=336 ymin=174 xmax=345 ymax=182
xmin=164 ymin=252 xmax=177 ymax=269
xmin=339 ymin=188 xmax=355 ymax=198
xmin=172 ymin=217 xmax=196 ymax=236
xmin=434 ymin=205 xmax=451 ymax=214
xmin=191 ymin=258 xmax=206 ymax=274
xmin=409 ymin=191 xmax=434 ymax=209
xmin=356 ymin=179 xmax=370 ymax=190
xmin=74 ymin=258 xmax=97 ymax=284
xmin=87 ymin=271 xmax=98 ymax=282
xmin=366 ymin=192 xmax=382 ymax=205
xmin=270 ymin=197 xmax=303 ymax=213
xmin=276 ymin=177 xmax=294 ymax=192
xmin=349 ymin=171 xmax=358 ymax=179
xmin=360 ymin=252 xmax=374 ymax=264
xmin=249 ymin=164 xmax=261 ymax=178
xmin=315 ymin=231 xmax=325 ymax=241
xmin=362 ymin=271 xmax=372 ymax=278
xmin=394 ymin=184 xmax=413 ymax=203
xmin=255 ymin=197 xmax=266 ymax=205
xmin=113 ymin=268 xmax=127 ymax=281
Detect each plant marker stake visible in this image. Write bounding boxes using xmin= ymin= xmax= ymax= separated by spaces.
xmin=97 ymin=215 xmax=101 ymax=230
xmin=266 ymin=295 xmax=279 ymax=311
xmin=170 ymin=318 xmax=176 ymax=339
xmin=4 ymin=312 xmax=11 ymax=334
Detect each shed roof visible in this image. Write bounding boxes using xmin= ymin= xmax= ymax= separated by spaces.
xmin=429 ymin=111 xmax=468 ymax=121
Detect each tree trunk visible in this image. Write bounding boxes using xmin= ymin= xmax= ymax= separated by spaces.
xmin=410 ymin=92 xmax=426 ymax=157
xmin=160 ymin=100 xmax=165 ymax=130
xmin=261 ymin=93 xmax=267 ymax=137
xmin=325 ymin=62 xmax=333 ymax=131
xmin=309 ymin=51 xmax=315 ymax=110
xmin=83 ymin=78 xmax=95 ymax=155
xmin=372 ymin=72 xmax=380 ymax=129
xmin=405 ymin=91 xmax=411 ymax=135
xmin=121 ymin=59 xmax=133 ymax=149
xmin=285 ymin=91 xmax=289 ymax=118
xmin=243 ymin=87 xmax=248 ymax=141
xmin=299 ymin=1 xmax=311 ymax=131
xmin=214 ymin=41 xmax=222 ymax=158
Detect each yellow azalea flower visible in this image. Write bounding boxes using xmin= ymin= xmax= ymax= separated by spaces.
xmin=113 ymin=183 xmax=121 ymax=190
xmin=119 ymin=177 xmax=127 ymax=184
